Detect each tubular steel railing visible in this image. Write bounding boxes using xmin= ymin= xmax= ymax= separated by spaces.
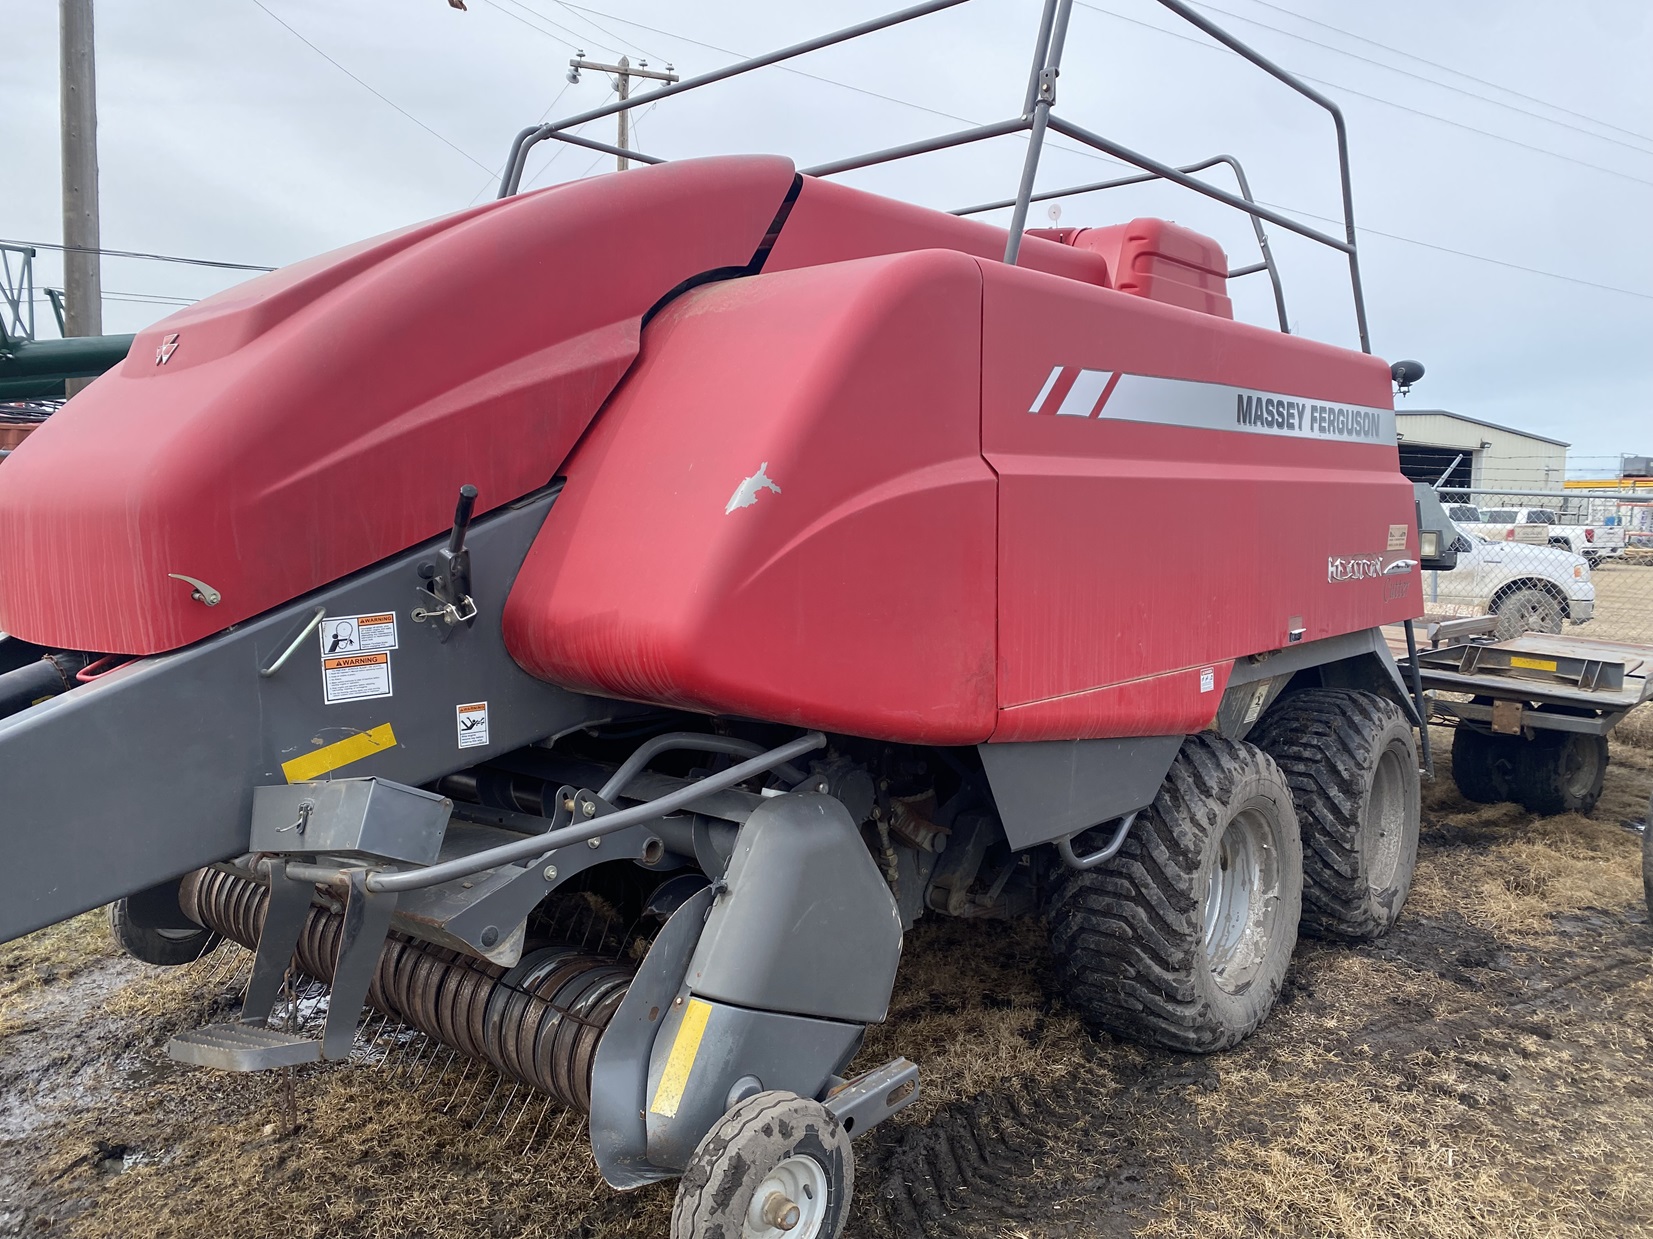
xmin=496 ymin=0 xmax=1372 ymax=352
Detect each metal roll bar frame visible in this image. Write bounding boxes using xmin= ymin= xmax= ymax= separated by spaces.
xmin=494 ymin=0 xmax=1371 ymax=352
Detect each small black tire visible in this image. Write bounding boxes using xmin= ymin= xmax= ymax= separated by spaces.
xmin=1251 ymin=689 xmax=1420 ymax=940
xmin=671 ymin=1090 xmax=852 ymax=1239
xmin=1450 ymin=726 xmax=1518 ymax=804
xmin=1509 ymin=729 xmax=1608 ymax=816
xmin=1047 ymin=734 xmax=1302 ymax=1054
xmin=1491 ymin=587 xmax=1564 ymax=639
xmin=108 ymin=899 xmax=220 ymax=966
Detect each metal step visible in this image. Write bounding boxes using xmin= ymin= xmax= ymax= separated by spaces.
xmin=167 ymin=1022 xmax=322 ymax=1071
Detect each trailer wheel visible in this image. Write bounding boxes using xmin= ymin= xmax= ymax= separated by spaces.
xmin=1046 ymin=734 xmax=1302 ymax=1053
xmin=671 ymin=1090 xmax=852 ymax=1239
xmin=1251 ymin=689 xmax=1420 ymax=940
xmin=1510 ymin=729 xmax=1608 ymax=816
xmin=1449 ymin=725 xmax=1518 ymax=804
xmin=108 ymin=898 xmax=220 ymax=966
xmin=1491 ymin=587 xmax=1563 ymax=639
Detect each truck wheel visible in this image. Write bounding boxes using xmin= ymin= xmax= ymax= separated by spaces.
xmin=1449 ymin=726 xmax=1517 ymax=804
xmin=1510 ymin=730 xmax=1608 ymax=816
xmin=1250 ymin=689 xmax=1420 ymax=940
xmin=108 ymin=898 xmax=221 ymax=966
xmin=1046 ymin=734 xmax=1302 ymax=1053
xmin=1491 ymin=587 xmax=1563 ymax=639
xmin=672 ymin=1091 xmax=852 ymax=1239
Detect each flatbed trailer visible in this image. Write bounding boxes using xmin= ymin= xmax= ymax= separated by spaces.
xmin=1388 ymin=618 xmax=1653 ymax=815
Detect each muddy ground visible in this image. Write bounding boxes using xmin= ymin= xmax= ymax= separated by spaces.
xmin=2 ymin=725 xmax=1650 ymax=1239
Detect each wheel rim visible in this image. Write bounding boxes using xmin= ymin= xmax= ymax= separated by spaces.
xmin=1365 ymin=744 xmax=1408 ymax=891
xmin=1201 ymin=807 xmax=1281 ymax=994
xmin=1561 ymin=738 xmax=1601 ymax=800
xmin=744 ymin=1154 xmax=829 ymax=1239
xmin=1505 ymin=594 xmax=1559 ymax=634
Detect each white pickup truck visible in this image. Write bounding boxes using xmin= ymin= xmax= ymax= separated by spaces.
xmin=1447 ymin=504 xmax=1626 ymax=566
xmin=1423 ymin=531 xmax=1595 ymax=639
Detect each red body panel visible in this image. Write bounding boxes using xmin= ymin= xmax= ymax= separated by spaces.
xmin=982 ymin=264 xmax=1412 ymax=739
xmin=502 ymin=250 xmax=999 ymax=744
xmin=766 ymin=177 xmax=1111 ymax=288
xmin=0 ymin=156 xmax=795 ymax=654
xmin=0 ymin=154 xmax=1419 ymax=749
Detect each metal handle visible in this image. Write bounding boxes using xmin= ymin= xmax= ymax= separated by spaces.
xmin=260 ymin=607 xmax=326 ymax=679
xmin=448 ymin=484 xmax=478 ymax=555
xmin=1055 ymin=810 xmax=1138 ymax=871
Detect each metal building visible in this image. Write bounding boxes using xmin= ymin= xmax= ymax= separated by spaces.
xmin=1394 ymin=410 xmax=1567 ymax=492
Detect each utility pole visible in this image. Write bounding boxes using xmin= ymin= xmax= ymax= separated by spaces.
xmin=60 ymin=0 xmax=102 ymax=355
xmin=566 ymin=53 xmax=679 ymax=171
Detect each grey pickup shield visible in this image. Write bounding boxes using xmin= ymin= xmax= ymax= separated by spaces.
xmin=0 ymin=489 xmax=623 ymax=943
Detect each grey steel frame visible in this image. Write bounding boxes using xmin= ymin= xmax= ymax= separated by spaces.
xmin=494 ymin=0 xmax=1372 ymax=352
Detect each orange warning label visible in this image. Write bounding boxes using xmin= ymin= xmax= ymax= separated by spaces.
xmin=322 ymin=650 xmax=392 ymax=704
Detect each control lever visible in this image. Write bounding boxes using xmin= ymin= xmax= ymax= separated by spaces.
xmin=413 ymin=484 xmax=480 ymax=638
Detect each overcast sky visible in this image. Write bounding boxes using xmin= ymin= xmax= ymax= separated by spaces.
xmin=5 ymin=0 xmax=1650 ymax=472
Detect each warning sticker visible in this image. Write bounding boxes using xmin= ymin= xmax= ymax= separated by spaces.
xmin=319 ymin=612 xmax=399 ymax=657
xmin=322 ymin=652 xmax=393 ymax=704
xmin=456 ymin=701 xmax=490 ymax=749
xmin=1387 ymin=524 xmax=1409 ymax=551
xmin=1199 ymin=667 xmax=1216 ymax=693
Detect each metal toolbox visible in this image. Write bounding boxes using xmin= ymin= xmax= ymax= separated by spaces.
xmin=249 ymin=778 xmax=452 ymax=865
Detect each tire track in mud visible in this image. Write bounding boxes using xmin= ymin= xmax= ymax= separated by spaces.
xmin=852 ymin=907 xmax=1653 ymax=1239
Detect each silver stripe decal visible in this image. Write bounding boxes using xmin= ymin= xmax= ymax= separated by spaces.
xmin=1054 ymin=368 xmax=1112 ymax=417
xmin=1028 ymin=364 xmax=1062 ymax=414
xmin=1095 ymin=373 xmax=1394 ymax=444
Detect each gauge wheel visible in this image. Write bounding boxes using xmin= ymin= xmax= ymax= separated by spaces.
xmin=672 ymin=1090 xmax=852 ymax=1239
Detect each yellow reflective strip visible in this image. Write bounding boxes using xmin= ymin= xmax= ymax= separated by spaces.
xmin=650 ymin=998 xmax=713 ymax=1119
xmin=281 ymin=723 xmax=398 ymax=783
xmin=1509 ymin=656 xmax=1558 ymax=672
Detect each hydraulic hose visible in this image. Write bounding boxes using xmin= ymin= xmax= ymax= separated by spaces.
xmin=0 ymin=653 xmax=88 ymax=720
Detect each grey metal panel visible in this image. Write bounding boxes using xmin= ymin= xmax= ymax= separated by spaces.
xmin=979 ymin=734 xmax=1184 ymax=851
xmin=249 ymin=779 xmax=452 ymax=864
xmin=688 ymin=794 xmax=902 ymax=1025
xmin=643 ymin=997 xmax=863 ymax=1173
xmin=589 ymin=886 xmax=713 ymax=1189
xmin=0 ymin=492 xmax=621 ymax=943
xmin=1226 ymin=626 xmax=1419 ymax=724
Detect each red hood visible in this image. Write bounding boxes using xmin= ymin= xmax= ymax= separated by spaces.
xmin=0 ymin=155 xmax=795 ymax=653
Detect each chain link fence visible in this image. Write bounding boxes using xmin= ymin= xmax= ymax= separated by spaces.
xmin=1425 ymin=487 xmax=1653 ymax=647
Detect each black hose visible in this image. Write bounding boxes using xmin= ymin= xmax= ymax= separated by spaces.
xmin=0 ymin=653 xmax=88 ymax=720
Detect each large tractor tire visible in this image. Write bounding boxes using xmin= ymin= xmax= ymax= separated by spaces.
xmin=672 ymin=1090 xmax=853 ymax=1239
xmin=1251 ymin=689 xmax=1421 ymax=940
xmin=1509 ymin=729 xmax=1608 ymax=816
xmin=1047 ymin=734 xmax=1302 ymax=1054
xmin=1450 ymin=725 xmax=1519 ymax=804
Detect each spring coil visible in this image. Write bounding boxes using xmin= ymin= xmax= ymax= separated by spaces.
xmin=180 ymin=867 xmax=633 ymax=1112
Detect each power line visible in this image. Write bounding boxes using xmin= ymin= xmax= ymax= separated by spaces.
xmin=1251 ymin=200 xmax=1653 ymax=303
xmin=546 ymin=0 xmax=666 ymax=63
xmin=478 ymin=0 xmax=595 ymax=54
xmin=247 ymin=0 xmax=500 ymax=180
xmin=2 ymin=237 xmax=275 ymax=272
xmin=1229 ymin=0 xmax=1653 ymax=149
xmin=1190 ymin=0 xmax=1653 ymax=159
xmin=1073 ymin=2 xmax=1653 ymax=190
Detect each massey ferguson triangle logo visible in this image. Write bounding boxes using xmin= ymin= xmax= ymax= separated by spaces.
xmin=154 ymin=333 xmax=180 ymax=365
xmin=1028 ymin=365 xmax=1121 ymax=418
